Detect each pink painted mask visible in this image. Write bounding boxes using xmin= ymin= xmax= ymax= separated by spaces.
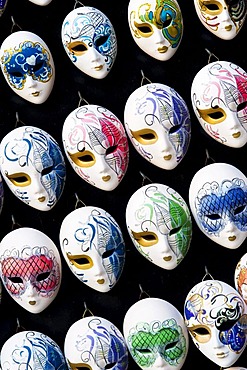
xmin=62 ymin=104 xmax=129 ymax=191
xmin=0 ymin=227 xmax=61 ymax=313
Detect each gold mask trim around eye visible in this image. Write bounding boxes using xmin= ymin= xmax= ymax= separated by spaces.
xmin=68 ymin=360 xmax=92 ymax=370
xmin=134 ymin=21 xmax=154 ymax=37
xmin=198 ymin=107 xmax=226 ymax=124
xmin=66 ymin=254 xmax=93 ymax=270
xmin=6 ymin=172 xmax=31 ymax=187
xmin=68 ymin=151 xmax=96 ymax=168
xmin=131 ymin=231 xmax=158 ymax=247
xmin=199 ymin=0 xmax=223 ymax=15
xmin=67 ymin=41 xmax=88 ymax=55
xmin=188 ymin=324 xmax=211 ymax=343
xmin=130 ymin=128 xmax=158 ymax=144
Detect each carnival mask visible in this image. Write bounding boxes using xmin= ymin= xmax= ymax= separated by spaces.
xmin=0 ymin=227 xmax=62 ymax=314
xmin=64 ymin=316 xmax=128 ymax=369
xmin=62 ymin=104 xmax=129 ymax=191
xmin=59 ymin=206 xmax=125 ymax=293
xmin=128 ymin=0 xmax=183 ymax=61
xmin=124 ymin=83 xmax=191 ymax=170
xmin=0 ymin=30 xmax=55 ymax=104
xmin=234 ymin=252 xmax=247 ymax=304
xmin=189 ymin=162 xmax=247 ymax=248
xmin=0 ymin=125 xmax=66 ymax=211
xmin=194 ymin=0 xmax=247 ymax=40
xmin=61 ymin=6 xmax=117 ymax=79
xmin=126 ymin=183 xmax=192 ymax=270
xmin=28 ymin=0 xmax=52 ymax=5
xmin=184 ymin=279 xmax=247 ymax=367
xmin=191 ymin=60 xmax=247 ymax=148
xmin=0 ymin=330 xmax=67 ymax=369
xmin=123 ymin=297 xmax=189 ymax=370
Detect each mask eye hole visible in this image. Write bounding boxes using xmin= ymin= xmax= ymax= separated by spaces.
xmin=8 ymin=276 xmax=23 ymax=283
xmin=136 ymin=348 xmax=152 ymax=354
xmin=190 ymin=325 xmax=211 ymax=343
xmin=204 ymin=3 xmax=219 ymax=11
xmin=131 ymin=231 xmax=158 ymax=247
xmin=134 ymin=22 xmax=153 ymax=37
xmin=32 ymin=60 xmax=45 ymax=73
xmin=169 ymin=124 xmax=182 ymax=134
xmin=102 ymin=248 xmax=115 ymax=259
xmin=165 ymin=339 xmax=179 ymax=350
xmin=106 ymin=145 xmax=118 ymax=156
xmin=67 ymin=254 xmax=93 ymax=270
xmin=68 ymin=151 xmax=95 ymax=168
xmin=169 ymin=226 xmax=181 ymax=236
xmin=234 ymin=205 xmax=246 ymax=215
xmin=206 ymin=213 xmax=221 ymax=220
xmin=130 ymin=129 xmax=158 ymax=145
xmin=10 ymin=71 xmax=23 ymax=78
xmin=105 ymin=363 xmax=117 ymax=369
xmin=41 ymin=166 xmax=54 ymax=176
xmin=237 ymin=101 xmax=247 ymax=112
xmin=68 ymin=42 xmax=88 ymax=55
xmin=95 ymin=35 xmax=110 ymax=47
xmin=36 ymin=271 xmax=51 ymax=282
xmin=6 ymin=173 xmax=31 ymax=187
xmin=162 ymin=14 xmax=172 ymax=28
xmin=198 ymin=107 xmax=226 ymax=124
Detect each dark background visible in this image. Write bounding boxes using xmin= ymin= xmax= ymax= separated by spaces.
xmin=0 ymin=0 xmax=247 ymax=369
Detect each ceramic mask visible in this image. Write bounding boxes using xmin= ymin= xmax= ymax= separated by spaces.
xmin=191 ymin=61 xmax=247 ymax=148
xmin=126 ymin=183 xmax=192 ymax=270
xmin=0 ymin=31 xmax=55 ymax=104
xmin=61 ymin=6 xmax=117 ymax=79
xmin=0 ymin=0 xmax=8 ymax=16
xmin=194 ymin=0 xmax=247 ymax=40
xmin=0 ymin=330 xmax=66 ymax=369
xmin=0 ymin=227 xmax=61 ymax=314
xmin=234 ymin=252 xmax=247 ymax=304
xmin=28 ymin=0 xmax=52 ymax=5
xmin=184 ymin=279 xmax=247 ymax=367
xmin=59 ymin=206 xmax=125 ymax=293
xmin=62 ymin=104 xmax=129 ymax=191
xmin=189 ymin=162 xmax=247 ymax=248
xmin=124 ymin=83 xmax=191 ymax=170
xmin=0 ymin=125 xmax=66 ymax=211
xmin=128 ymin=0 xmax=183 ymax=61
xmin=123 ymin=297 xmax=188 ymax=370
xmin=64 ymin=316 xmax=128 ymax=369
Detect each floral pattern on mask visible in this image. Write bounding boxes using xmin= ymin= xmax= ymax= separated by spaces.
xmin=127 ymin=318 xmax=186 ymax=367
xmin=1 ymin=41 xmax=53 ymax=90
xmin=195 ymin=178 xmax=247 ymax=235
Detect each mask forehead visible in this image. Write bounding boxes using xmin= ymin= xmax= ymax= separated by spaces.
xmin=184 ymin=279 xmax=247 ymax=367
xmin=191 ymin=61 xmax=247 ymax=148
xmin=0 ymin=125 xmax=66 ymax=211
xmin=189 ymin=162 xmax=247 ymax=248
xmin=59 ymin=206 xmax=126 ymax=293
xmin=128 ymin=0 xmax=183 ymax=60
xmin=0 ymin=31 xmax=55 ymax=104
xmin=124 ymin=83 xmax=191 ymax=170
xmin=123 ymin=297 xmax=188 ymax=370
xmin=62 ymin=104 xmax=129 ymax=191
xmin=64 ymin=316 xmax=128 ymax=369
xmin=126 ymin=183 xmax=192 ymax=270
xmin=0 ymin=330 xmax=66 ymax=369
xmin=194 ymin=0 xmax=247 ymax=40
xmin=61 ymin=6 xmax=117 ymax=79
xmin=0 ymin=227 xmax=61 ymax=313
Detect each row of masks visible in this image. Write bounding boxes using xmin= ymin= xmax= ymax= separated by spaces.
xmin=0 ymin=292 xmax=246 ymax=369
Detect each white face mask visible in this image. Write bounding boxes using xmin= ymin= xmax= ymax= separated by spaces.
xmin=124 ymin=83 xmax=191 ymax=170
xmin=59 ymin=206 xmax=126 ymax=293
xmin=28 ymin=0 xmax=52 ymax=4
xmin=62 ymin=104 xmax=129 ymax=191
xmin=128 ymin=0 xmax=183 ymax=60
xmin=123 ymin=297 xmax=189 ymax=370
xmin=0 ymin=126 xmax=66 ymax=211
xmin=191 ymin=61 xmax=247 ymax=148
xmin=64 ymin=316 xmax=128 ymax=369
xmin=126 ymin=183 xmax=192 ymax=270
xmin=234 ymin=252 xmax=247 ymax=304
xmin=189 ymin=162 xmax=247 ymax=249
xmin=0 ymin=31 xmax=55 ymax=104
xmin=184 ymin=279 xmax=247 ymax=367
xmin=61 ymin=6 xmax=117 ymax=79
xmin=0 ymin=227 xmax=61 ymax=314
xmin=0 ymin=330 xmax=66 ymax=369
xmin=194 ymin=0 xmax=247 ymax=40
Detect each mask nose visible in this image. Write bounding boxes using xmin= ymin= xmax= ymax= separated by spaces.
xmin=25 ymin=75 xmax=37 ymax=88
xmin=221 ymin=8 xmax=231 ymax=22
xmin=153 ymin=354 xmax=166 ymax=368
